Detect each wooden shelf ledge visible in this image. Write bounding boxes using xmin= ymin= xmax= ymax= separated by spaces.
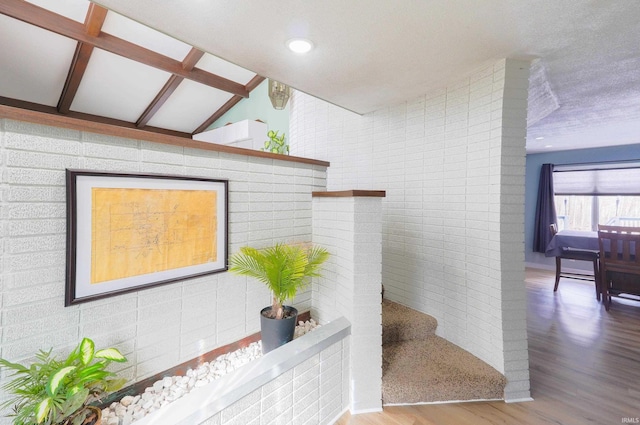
xmin=312 ymin=190 xmax=386 ymax=198
xmin=0 ymin=104 xmax=330 ymax=168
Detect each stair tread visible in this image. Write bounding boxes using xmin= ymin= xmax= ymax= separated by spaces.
xmin=382 ymin=299 xmax=438 ymax=344
xmin=381 ymin=300 xmax=506 ymax=404
xmin=382 ymin=337 xmax=506 ymax=404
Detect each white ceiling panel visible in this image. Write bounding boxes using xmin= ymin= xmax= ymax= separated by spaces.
xmin=25 ymin=0 xmax=89 ymax=23
xmin=146 ymin=79 xmax=233 ymax=133
xmin=71 ymin=48 xmax=171 ymax=122
xmin=0 ymin=14 xmax=77 ymax=106
xmin=196 ymin=54 xmax=257 ymax=86
xmin=102 ymin=11 xmax=193 ymax=61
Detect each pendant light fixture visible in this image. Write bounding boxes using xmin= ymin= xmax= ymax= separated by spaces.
xmin=268 ymin=79 xmax=291 ymax=110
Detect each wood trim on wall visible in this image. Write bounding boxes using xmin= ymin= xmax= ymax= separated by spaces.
xmin=0 ymin=104 xmax=330 ymax=168
xmin=312 ymin=190 xmax=386 ymax=198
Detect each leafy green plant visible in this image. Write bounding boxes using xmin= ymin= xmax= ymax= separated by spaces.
xmin=0 ymin=338 xmax=127 ymax=425
xmin=229 ymin=243 xmax=329 ymax=319
xmin=261 ymin=130 xmax=289 ymax=155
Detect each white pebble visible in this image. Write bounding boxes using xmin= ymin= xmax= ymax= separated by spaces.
xmin=152 ymin=380 xmax=164 ymax=393
xmin=114 ymin=404 xmax=126 ymax=415
xmin=133 ymin=409 xmax=147 ymax=420
xmin=102 ymin=320 xmax=317 ymax=423
xmin=120 ymin=395 xmax=135 ymax=407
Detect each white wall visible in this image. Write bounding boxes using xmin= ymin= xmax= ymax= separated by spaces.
xmin=290 ymin=58 xmax=531 ymax=400
xmin=312 ymin=195 xmax=383 ymax=412
xmin=197 ymin=340 xmax=349 ymax=425
xmin=0 ymin=118 xmax=327 ymax=421
xmin=211 ymin=79 xmax=290 ymax=140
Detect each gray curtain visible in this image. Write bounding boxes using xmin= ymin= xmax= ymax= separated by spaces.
xmin=533 ymin=163 xmax=558 ymax=253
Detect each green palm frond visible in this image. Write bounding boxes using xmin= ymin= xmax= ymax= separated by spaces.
xmin=229 ymin=243 xmax=330 ymax=311
xmin=305 ymin=245 xmax=331 ymax=277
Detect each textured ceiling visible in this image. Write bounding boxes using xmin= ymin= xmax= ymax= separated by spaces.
xmin=3 ymin=1 xmax=640 ymax=153
xmin=94 ymin=0 xmax=640 ymax=154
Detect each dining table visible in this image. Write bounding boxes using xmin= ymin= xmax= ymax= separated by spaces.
xmin=545 ymin=229 xmax=599 ymax=257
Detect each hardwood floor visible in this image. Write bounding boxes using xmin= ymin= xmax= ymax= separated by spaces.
xmin=335 ymin=268 xmax=640 ymax=425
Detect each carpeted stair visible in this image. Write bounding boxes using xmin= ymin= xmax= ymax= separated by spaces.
xmin=382 ymin=299 xmax=507 ymax=404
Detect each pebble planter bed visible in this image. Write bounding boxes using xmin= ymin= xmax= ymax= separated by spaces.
xmin=102 ymin=320 xmax=321 ymax=425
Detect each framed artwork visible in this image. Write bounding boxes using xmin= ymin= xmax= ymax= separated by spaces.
xmin=65 ymin=169 xmax=228 ymax=306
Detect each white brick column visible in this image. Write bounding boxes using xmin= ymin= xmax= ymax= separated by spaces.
xmin=497 ymin=59 xmax=531 ymax=402
xmin=311 ymin=190 xmax=384 ymax=413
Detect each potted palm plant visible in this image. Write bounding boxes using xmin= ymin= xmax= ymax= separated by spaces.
xmin=229 ymin=242 xmax=329 ymax=353
xmin=0 ymin=337 xmax=127 ymax=425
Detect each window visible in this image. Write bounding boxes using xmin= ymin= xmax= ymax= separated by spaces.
xmin=553 ymin=162 xmax=640 ymax=231
xmin=554 ymin=195 xmax=640 ymax=231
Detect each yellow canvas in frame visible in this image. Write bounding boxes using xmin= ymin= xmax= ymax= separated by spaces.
xmin=65 ymin=169 xmax=228 ymax=306
xmin=91 ymin=188 xmax=218 ymax=283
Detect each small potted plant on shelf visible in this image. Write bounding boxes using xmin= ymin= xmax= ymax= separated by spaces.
xmin=229 ymin=242 xmax=329 ymax=353
xmin=0 ymin=337 xmax=127 ymax=425
xmin=261 ymin=130 xmax=289 ymax=155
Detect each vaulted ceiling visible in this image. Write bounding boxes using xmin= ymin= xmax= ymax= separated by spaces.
xmin=0 ymin=0 xmax=263 ymax=139
xmin=2 ymin=1 xmax=640 ymax=154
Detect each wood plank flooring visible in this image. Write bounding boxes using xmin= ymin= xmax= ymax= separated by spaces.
xmin=335 ymin=268 xmax=640 ymax=425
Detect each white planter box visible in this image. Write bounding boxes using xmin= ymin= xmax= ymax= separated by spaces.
xmin=192 ymin=119 xmax=268 ymax=150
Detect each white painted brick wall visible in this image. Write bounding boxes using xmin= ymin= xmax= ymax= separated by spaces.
xmin=291 ymin=58 xmax=531 ymax=401
xmin=312 ymin=196 xmax=383 ymax=412
xmin=196 ymin=341 xmax=349 ymax=425
xmin=496 ymin=59 xmax=531 ymax=401
xmin=0 ymin=119 xmax=328 ymax=422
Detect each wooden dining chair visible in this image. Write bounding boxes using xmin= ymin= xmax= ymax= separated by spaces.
xmin=550 ymin=224 xmax=600 ymax=299
xmin=597 ymin=225 xmax=640 ymax=310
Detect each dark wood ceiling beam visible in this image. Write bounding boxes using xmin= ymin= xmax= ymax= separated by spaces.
xmin=135 ymin=75 xmax=181 ymax=128
xmin=181 ymin=48 xmax=206 ymax=70
xmin=0 ymin=96 xmax=191 ymax=139
xmin=136 ymin=48 xmax=205 ymax=128
xmin=57 ymin=4 xmax=108 ymax=114
xmin=85 ymin=3 xmax=107 ymax=37
xmin=193 ymin=75 xmax=266 ymax=135
xmin=0 ymin=0 xmax=249 ymax=97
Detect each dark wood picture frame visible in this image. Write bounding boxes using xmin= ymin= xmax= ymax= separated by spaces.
xmin=65 ymin=169 xmax=229 ymax=306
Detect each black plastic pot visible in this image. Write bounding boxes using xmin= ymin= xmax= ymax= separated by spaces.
xmin=260 ymin=305 xmax=298 ymax=354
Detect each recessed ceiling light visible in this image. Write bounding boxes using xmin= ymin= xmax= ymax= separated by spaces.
xmin=287 ymin=38 xmax=314 ymax=54
xmin=545 ymin=144 xmax=553 ymax=148
xmin=535 ymin=137 xmax=545 ymax=140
